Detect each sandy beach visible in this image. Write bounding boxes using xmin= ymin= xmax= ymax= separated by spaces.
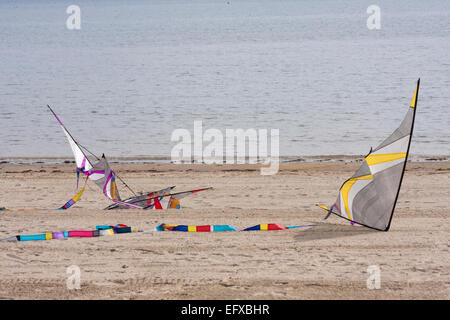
xmin=0 ymin=161 xmax=448 ymax=300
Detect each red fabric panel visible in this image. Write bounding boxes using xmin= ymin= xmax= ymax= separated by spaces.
xmin=267 ymin=224 xmax=286 ymax=230
xmin=154 ymin=198 xmax=163 ymax=209
xmin=196 ymin=225 xmax=211 ymax=232
xmin=68 ymin=230 xmax=94 ymax=237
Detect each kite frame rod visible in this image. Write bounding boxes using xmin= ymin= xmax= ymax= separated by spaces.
xmin=317 ymin=204 xmax=388 ymax=232
xmin=384 ymin=78 xmax=420 ymax=231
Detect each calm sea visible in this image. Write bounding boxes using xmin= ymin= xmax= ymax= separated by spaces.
xmin=0 ymin=0 xmax=449 ymax=160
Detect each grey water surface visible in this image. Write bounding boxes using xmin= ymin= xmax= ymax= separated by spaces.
xmin=0 ymin=0 xmax=449 ymax=160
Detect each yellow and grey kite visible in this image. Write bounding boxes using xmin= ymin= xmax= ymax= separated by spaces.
xmin=320 ymin=79 xmax=420 ymax=231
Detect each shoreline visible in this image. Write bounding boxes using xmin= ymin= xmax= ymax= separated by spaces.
xmin=1 ymin=154 xmax=449 ymax=165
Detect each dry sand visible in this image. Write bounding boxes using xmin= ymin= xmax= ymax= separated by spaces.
xmin=0 ymin=161 xmax=448 ymax=300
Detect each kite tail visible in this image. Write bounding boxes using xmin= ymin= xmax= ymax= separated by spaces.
xmin=285 ymin=209 xmax=332 ymax=229
xmin=154 ymin=209 xmax=334 ymax=233
xmin=58 ymin=177 xmax=89 ymax=210
xmin=76 ymin=169 xmax=80 ymax=189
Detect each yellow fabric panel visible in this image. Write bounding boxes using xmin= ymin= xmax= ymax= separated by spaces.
xmin=188 ymin=225 xmax=197 ymax=232
xmin=45 ymin=233 xmax=53 ymax=240
xmin=366 ymin=153 xmax=406 ymax=166
xmin=72 ymin=184 xmax=86 ymax=202
xmin=112 ymin=181 xmax=116 ymax=200
xmin=341 ymin=174 xmax=373 ymax=220
xmin=260 ymin=224 xmax=268 ymax=231
xmin=106 ymin=229 xmax=114 ymax=235
xmin=410 ymin=85 xmax=418 ymax=108
xmin=341 ymin=180 xmax=356 ymax=220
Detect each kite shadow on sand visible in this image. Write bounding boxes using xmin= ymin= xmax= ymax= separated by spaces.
xmin=294 ymin=223 xmax=377 ymax=243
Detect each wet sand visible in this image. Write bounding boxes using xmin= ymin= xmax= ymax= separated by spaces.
xmin=0 ymin=161 xmax=448 ymax=299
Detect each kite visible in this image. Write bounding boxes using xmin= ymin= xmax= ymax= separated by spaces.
xmin=0 ymin=222 xmax=320 ymax=242
xmin=47 ymin=105 xmax=211 ymax=210
xmin=0 ymin=224 xmax=138 ymax=242
xmin=318 ymin=79 xmax=420 ymax=231
xmin=104 ymin=186 xmax=176 ymax=210
xmin=104 ymin=186 xmax=213 ymax=210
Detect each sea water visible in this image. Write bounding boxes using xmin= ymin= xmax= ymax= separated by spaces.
xmin=0 ymin=0 xmax=449 ymax=160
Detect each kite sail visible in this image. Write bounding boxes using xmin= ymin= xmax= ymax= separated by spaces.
xmin=47 ymin=105 xmax=97 ymax=186
xmin=87 ymin=154 xmax=145 ymax=209
xmin=47 ymin=105 xmax=211 ymax=209
xmin=88 ymin=155 xmax=121 ymax=202
xmin=320 ymin=79 xmax=420 ymax=231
